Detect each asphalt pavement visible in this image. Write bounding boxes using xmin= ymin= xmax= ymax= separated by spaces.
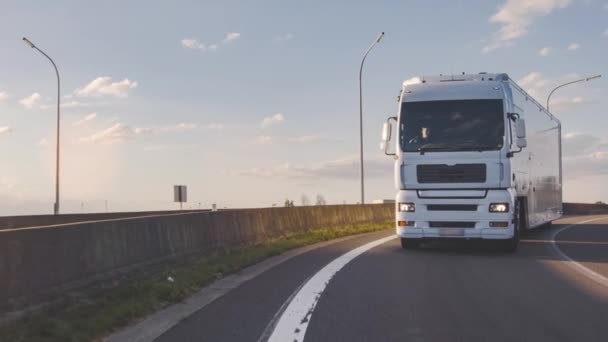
xmin=154 ymin=215 xmax=608 ymax=342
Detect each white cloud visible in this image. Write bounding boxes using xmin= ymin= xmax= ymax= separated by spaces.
xmin=288 ymin=135 xmax=319 ymax=143
xmin=0 ymin=92 xmax=9 ymax=102
xmin=563 ymin=133 xmax=600 ymax=156
xmin=223 ymin=32 xmax=241 ymax=43
xmin=482 ymin=0 xmax=572 ymax=53
xmin=134 ymin=127 xmax=153 ymax=134
xmin=261 ymin=113 xmax=285 ymax=127
xmin=19 ymin=92 xmax=42 ymax=109
xmin=254 ymin=135 xmax=273 ymax=144
xmin=549 ymin=96 xmax=585 ymax=111
xmin=63 ymin=101 xmax=87 ymax=108
xmin=76 ymin=77 xmax=138 ymax=98
xmin=563 ymin=133 xmax=608 ymax=178
xmin=80 ymin=122 xmax=201 ymax=143
xmin=181 ymin=38 xmax=205 ymax=50
xmin=538 ymin=47 xmax=551 ymax=56
xmin=567 ymin=43 xmax=580 ymax=51
xmin=73 ymin=113 xmax=97 ymax=126
xmin=238 ymin=155 xmax=391 ymax=180
xmin=175 ymin=123 xmax=197 ymax=130
xmin=518 ymin=72 xmax=543 ymax=87
xmin=275 ymin=33 xmax=294 ymax=42
xmin=572 ymin=96 xmax=583 ymax=103
xmin=183 ymin=32 xmax=239 ymax=53
xmin=40 ymin=100 xmax=89 ymax=109
xmin=517 ymin=72 xmax=547 ymax=98
xmin=517 ymin=72 xmax=591 ymax=110
xmin=156 ymin=123 xmax=198 ymax=133
xmin=80 ymin=123 xmax=150 ymax=143
xmin=0 ymin=126 xmax=12 ymax=135
xmin=37 ymin=138 xmax=48 ymax=146
xmin=143 ymin=144 xmax=200 ymax=152
xmin=0 ymin=177 xmax=17 ymax=193
xmin=204 ymin=123 xmax=224 ymax=130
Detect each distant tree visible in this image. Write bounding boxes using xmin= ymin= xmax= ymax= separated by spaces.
xmin=595 ymin=201 xmax=606 ymax=205
xmin=289 ymin=200 xmax=295 ymax=207
xmin=284 ymin=199 xmax=290 ymax=207
xmin=315 ymin=194 xmax=327 ymax=206
xmin=301 ymin=194 xmax=310 ymax=206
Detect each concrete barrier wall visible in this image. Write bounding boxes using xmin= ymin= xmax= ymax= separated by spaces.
xmin=0 ymin=210 xmax=209 ymax=230
xmin=0 ymin=204 xmax=393 ymax=314
xmin=563 ymin=202 xmax=608 ymax=215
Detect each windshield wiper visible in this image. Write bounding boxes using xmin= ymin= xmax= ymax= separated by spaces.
xmin=418 ymin=143 xmax=458 ymax=154
xmin=449 ymin=143 xmax=499 ymax=152
xmin=418 ymin=143 xmax=498 ymax=154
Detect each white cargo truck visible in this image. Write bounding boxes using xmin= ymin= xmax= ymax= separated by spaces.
xmin=380 ymin=73 xmax=562 ymax=252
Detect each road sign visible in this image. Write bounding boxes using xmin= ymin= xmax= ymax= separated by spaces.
xmin=174 ymin=185 xmax=187 ymax=209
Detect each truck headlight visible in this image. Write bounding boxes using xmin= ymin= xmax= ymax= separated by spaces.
xmin=399 ymin=203 xmax=415 ymax=212
xmin=489 ymin=203 xmax=509 ymax=213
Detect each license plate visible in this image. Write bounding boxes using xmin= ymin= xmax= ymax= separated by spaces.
xmin=439 ymin=228 xmax=465 ymax=237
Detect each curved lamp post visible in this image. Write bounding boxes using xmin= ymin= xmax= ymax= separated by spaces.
xmin=22 ymin=37 xmax=61 ymax=215
xmin=545 ymin=74 xmax=601 ymax=208
xmin=358 ymin=32 xmax=384 ymax=205
xmin=546 ymin=74 xmax=601 ymax=112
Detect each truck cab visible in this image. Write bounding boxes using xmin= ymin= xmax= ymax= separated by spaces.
xmin=381 ymin=73 xmax=562 ymax=252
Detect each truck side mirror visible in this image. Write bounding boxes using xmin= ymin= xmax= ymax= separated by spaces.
xmin=515 ymin=118 xmax=526 ymax=139
xmin=381 ymin=122 xmax=391 ymax=145
xmin=516 ymin=137 xmax=527 ymax=148
xmin=381 ymin=117 xmax=398 ymax=156
xmin=515 ymin=118 xmax=527 ymax=148
xmin=507 ymin=113 xmax=526 ymax=157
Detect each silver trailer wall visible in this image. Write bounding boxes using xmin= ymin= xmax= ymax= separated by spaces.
xmin=508 ymin=80 xmax=562 ymax=228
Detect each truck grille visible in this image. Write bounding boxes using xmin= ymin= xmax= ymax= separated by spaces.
xmin=417 ymin=164 xmax=486 ymax=183
xmin=427 ymin=204 xmax=478 ymax=211
xmin=429 ymin=221 xmax=476 ymax=228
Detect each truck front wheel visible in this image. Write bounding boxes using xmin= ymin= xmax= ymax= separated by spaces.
xmin=401 ymin=238 xmax=421 ymax=249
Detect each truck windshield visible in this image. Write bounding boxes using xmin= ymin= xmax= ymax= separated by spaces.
xmin=400 ymin=99 xmax=504 ymax=153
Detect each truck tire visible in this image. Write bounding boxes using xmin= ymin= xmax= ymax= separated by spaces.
xmin=401 ymin=238 xmax=421 ymax=249
xmin=502 ymin=200 xmax=521 ymax=253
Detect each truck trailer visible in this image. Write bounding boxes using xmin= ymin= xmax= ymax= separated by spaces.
xmin=380 ymin=72 xmax=562 ymax=252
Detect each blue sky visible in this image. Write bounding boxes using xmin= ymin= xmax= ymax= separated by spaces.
xmin=0 ymin=0 xmax=607 ymax=215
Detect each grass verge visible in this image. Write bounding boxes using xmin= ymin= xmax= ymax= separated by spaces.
xmin=0 ymin=222 xmax=391 ymax=342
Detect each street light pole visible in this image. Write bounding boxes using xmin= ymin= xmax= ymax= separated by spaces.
xmin=359 ymin=32 xmax=384 ymax=205
xmin=546 ymin=74 xmax=601 ymax=112
xmin=23 ymin=37 xmax=61 ymax=215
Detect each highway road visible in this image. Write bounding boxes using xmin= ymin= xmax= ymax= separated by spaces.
xmin=153 ymin=215 xmax=608 ymax=342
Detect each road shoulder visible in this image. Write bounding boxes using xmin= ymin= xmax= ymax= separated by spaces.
xmin=105 ymin=230 xmax=392 ymax=342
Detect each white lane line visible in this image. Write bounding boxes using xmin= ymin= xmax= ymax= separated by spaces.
xmin=549 ymin=216 xmax=608 ymax=289
xmin=256 ymin=276 xmax=310 ymax=342
xmin=267 ymin=235 xmax=397 ymax=342
xmin=105 ymin=233 xmax=383 ymax=342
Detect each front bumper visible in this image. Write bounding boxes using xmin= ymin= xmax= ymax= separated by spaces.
xmin=395 ymin=189 xmax=516 ymax=240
